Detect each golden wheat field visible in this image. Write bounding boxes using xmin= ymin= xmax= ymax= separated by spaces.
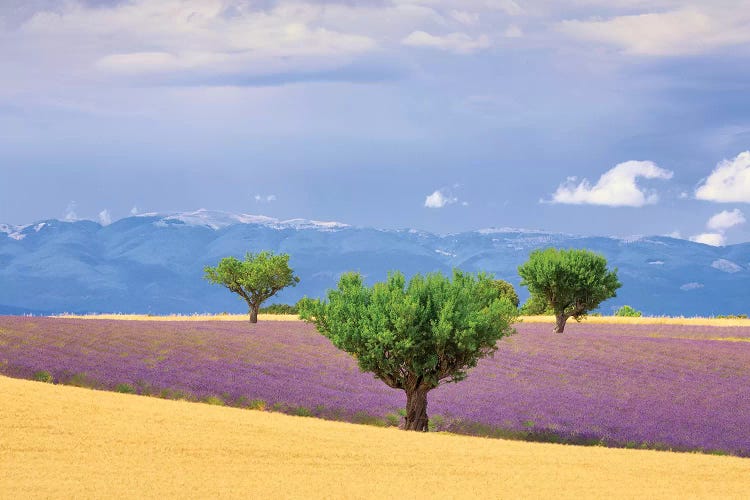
xmin=55 ymin=312 xmax=750 ymax=327
xmin=2 ymin=376 xmax=748 ymax=499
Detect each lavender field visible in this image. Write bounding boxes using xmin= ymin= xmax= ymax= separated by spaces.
xmin=1 ymin=317 xmax=748 ymax=456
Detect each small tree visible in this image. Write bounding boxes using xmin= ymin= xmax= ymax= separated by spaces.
xmin=518 ymin=248 xmax=621 ymax=333
xmin=490 ymin=280 xmax=519 ymax=308
xmin=204 ymin=251 xmax=300 ymax=323
xmin=299 ymin=270 xmax=517 ymax=431
xmin=520 ymin=293 xmax=553 ymax=316
xmin=615 ymin=305 xmax=642 ymax=317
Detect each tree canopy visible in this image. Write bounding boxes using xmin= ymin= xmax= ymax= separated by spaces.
xmin=298 ymin=270 xmax=517 ymax=431
xmin=520 ymin=292 xmax=554 ymax=316
xmin=204 ymin=251 xmax=299 ymax=323
xmin=490 ymin=280 xmax=519 ymax=308
xmin=518 ymin=248 xmax=621 ymax=333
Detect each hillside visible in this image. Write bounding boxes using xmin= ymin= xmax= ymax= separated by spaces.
xmin=2 ymin=375 xmax=748 ymax=499
xmin=2 ymin=209 xmax=749 ymax=315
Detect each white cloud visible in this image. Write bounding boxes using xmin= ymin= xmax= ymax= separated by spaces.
xmin=706 ymin=208 xmax=745 ymax=231
xmin=402 ymin=31 xmax=492 ymax=54
xmin=64 ymin=201 xmax=78 ymax=221
xmin=424 ymin=189 xmax=458 ymax=208
xmin=689 ymin=207 xmax=745 ymax=246
xmin=254 ymin=194 xmax=277 ymax=203
xmin=690 ymin=232 xmax=726 ymax=246
xmin=130 ymin=206 xmax=140 ymax=216
xmin=695 ymin=151 xmax=750 ymax=202
xmin=450 ymin=10 xmax=479 ymax=26
xmin=19 ymin=0 xmax=379 ymax=81
xmin=549 ymin=160 xmax=673 ymax=207
xmin=98 ymin=209 xmax=112 ymax=226
xmin=559 ymin=7 xmax=750 ymax=56
xmin=680 ymin=282 xmax=704 ymax=291
xmin=504 ymin=25 xmax=523 ymax=38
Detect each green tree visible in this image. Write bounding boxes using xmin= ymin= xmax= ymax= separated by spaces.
xmin=520 ymin=293 xmax=553 ymax=316
xmin=614 ymin=305 xmax=642 ymax=317
xmin=204 ymin=251 xmax=300 ymax=323
xmin=299 ymin=270 xmax=517 ymax=431
xmin=518 ymin=248 xmax=621 ymax=333
xmin=490 ymin=280 xmax=519 ymax=308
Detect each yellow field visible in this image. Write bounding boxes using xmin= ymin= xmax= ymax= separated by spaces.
xmin=54 ymin=313 xmax=299 ymax=321
xmin=519 ymin=315 xmax=750 ymax=327
xmin=53 ymin=313 xmax=750 ymax=327
xmin=2 ymin=376 xmax=748 ymax=499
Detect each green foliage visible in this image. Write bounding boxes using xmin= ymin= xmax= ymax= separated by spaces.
xmin=428 ymin=414 xmax=446 ymax=432
xmin=204 ymin=251 xmax=300 ymax=322
xmin=518 ymin=248 xmax=621 ymax=332
xmin=615 ymin=305 xmax=642 ymax=317
xmin=490 ymin=280 xmax=519 ymax=308
xmin=115 ymin=383 xmax=135 ymax=394
xmin=33 ymin=370 xmax=54 ymax=383
xmin=259 ymin=303 xmax=299 ymax=315
xmin=385 ymin=413 xmax=401 ymax=427
xmin=292 ymin=406 xmax=313 ymax=417
xmin=520 ymin=293 xmax=553 ymax=315
xmin=299 ymin=270 xmax=518 ymax=390
xmin=716 ymin=314 xmax=748 ymax=319
xmin=203 ymin=395 xmax=225 ymax=406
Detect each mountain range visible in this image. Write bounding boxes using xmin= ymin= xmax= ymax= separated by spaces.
xmin=1 ymin=209 xmax=748 ymax=316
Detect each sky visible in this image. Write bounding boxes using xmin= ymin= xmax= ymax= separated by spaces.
xmin=1 ymin=0 xmax=750 ymax=244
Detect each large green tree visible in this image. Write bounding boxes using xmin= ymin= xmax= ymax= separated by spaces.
xmin=518 ymin=248 xmax=621 ymax=333
xmin=204 ymin=251 xmax=300 ymax=323
xmin=299 ymin=270 xmax=517 ymax=431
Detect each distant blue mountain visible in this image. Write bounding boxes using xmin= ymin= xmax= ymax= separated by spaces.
xmin=1 ymin=209 xmax=748 ymax=316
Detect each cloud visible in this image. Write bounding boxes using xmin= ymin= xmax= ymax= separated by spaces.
xmin=695 ymin=151 xmax=750 ymax=202
xmin=449 ymin=10 xmax=479 ymax=26
xmin=17 ymin=0 xmax=380 ymax=85
xmin=402 ymin=31 xmax=491 ymax=54
xmin=680 ymin=282 xmax=704 ymax=291
xmin=690 ymin=232 xmax=726 ymax=247
xmin=98 ymin=209 xmax=112 ymax=226
xmin=548 ymin=160 xmax=673 ymax=207
xmin=558 ymin=7 xmax=750 ymax=56
xmin=706 ymin=208 xmax=745 ymax=231
xmin=130 ymin=206 xmax=140 ymax=215
xmin=690 ymin=207 xmax=745 ymax=246
xmin=254 ymin=194 xmax=277 ymax=203
xmin=504 ymin=25 xmax=523 ymax=38
xmin=424 ymin=189 xmax=458 ymax=208
xmin=64 ymin=201 xmax=78 ymax=221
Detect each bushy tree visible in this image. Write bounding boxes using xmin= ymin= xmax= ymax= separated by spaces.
xmin=299 ymin=270 xmax=517 ymax=431
xmin=204 ymin=251 xmax=300 ymax=323
xmin=615 ymin=305 xmax=642 ymax=317
xmin=490 ymin=280 xmax=519 ymax=308
xmin=260 ymin=303 xmax=299 ymax=315
xmin=518 ymin=248 xmax=621 ymax=333
xmin=520 ymin=293 xmax=553 ymax=316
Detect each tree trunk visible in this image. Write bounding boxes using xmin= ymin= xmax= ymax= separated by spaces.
xmin=553 ymin=312 xmax=568 ymax=333
xmin=404 ymin=386 xmax=430 ymax=431
xmin=249 ymin=305 xmax=259 ymax=324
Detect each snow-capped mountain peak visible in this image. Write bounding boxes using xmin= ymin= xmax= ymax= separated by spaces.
xmin=154 ymin=209 xmax=350 ymax=231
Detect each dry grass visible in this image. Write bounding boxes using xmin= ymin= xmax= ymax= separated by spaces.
xmin=52 ymin=313 xmax=750 ymax=327
xmin=2 ymin=376 xmax=748 ymax=499
xmin=53 ymin=313 xmax=300 ymax=321
xmin=519 ymin=315 xmax=750 ymax=327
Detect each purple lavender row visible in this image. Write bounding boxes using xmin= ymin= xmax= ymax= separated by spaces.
xmin=0 ymin=317 xmax=748 ymax=455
